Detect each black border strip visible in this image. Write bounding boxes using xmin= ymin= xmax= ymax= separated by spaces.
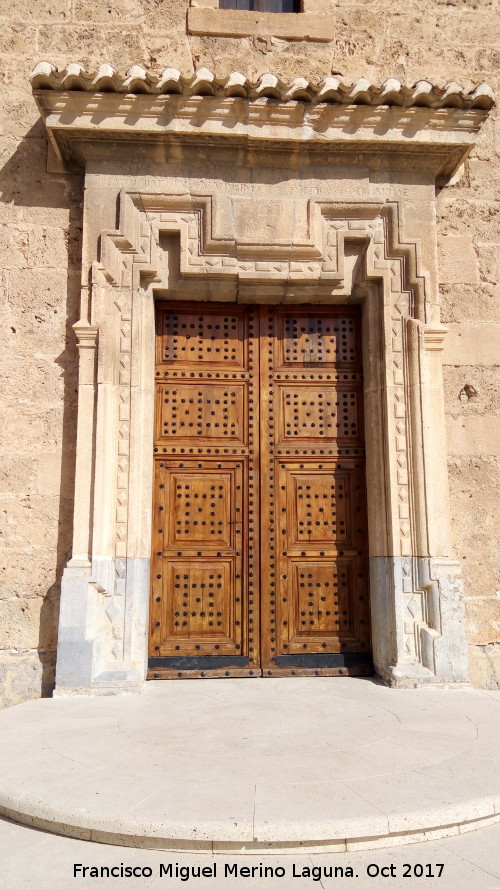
xmin=148 ymin=655 xmax=250 ymax=670
xmin=274 ymin=652 xmax=373 ymax=669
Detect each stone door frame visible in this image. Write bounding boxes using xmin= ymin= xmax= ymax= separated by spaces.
xmin=55 ymin=189 xmax=468 ymax=692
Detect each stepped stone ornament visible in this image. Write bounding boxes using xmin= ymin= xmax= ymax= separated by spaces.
xmin=29 ymin=64 xmax=495 ymax=692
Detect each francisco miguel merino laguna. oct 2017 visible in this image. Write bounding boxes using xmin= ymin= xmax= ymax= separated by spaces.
xmin=73 ymin=861 xmax=446 ymax=880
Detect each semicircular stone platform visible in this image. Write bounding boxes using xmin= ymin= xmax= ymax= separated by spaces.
xmin=1 ymin=678 xmax=500 ymax=853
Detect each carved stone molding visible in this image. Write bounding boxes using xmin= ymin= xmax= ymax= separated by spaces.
xmin=97 ymin=192 xmax=430 ymax=315
xmin=423 ymin=326 xmax=449 ymax=351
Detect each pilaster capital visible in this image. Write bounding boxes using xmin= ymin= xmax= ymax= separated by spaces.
xmin=423 ymin=325 xmax=449 ymax=352
xmin=73 ymin=320 xmax=99 ymax=349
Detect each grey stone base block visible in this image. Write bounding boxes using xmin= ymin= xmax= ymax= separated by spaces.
xmin=56 ymin=556 xmax=149 ymax=693
xmin=370 ymin=556 xmax=469 ymax=686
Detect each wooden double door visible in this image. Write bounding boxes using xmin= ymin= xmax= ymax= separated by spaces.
xmin=148 ymin=303 xmax=371 ymax=678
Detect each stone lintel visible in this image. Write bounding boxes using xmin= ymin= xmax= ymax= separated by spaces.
xmin=187 ymin=8 xmax=336 ymax=41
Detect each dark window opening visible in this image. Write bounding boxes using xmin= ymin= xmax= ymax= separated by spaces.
xmin=220 ymin=0 xmax=300 ymax=11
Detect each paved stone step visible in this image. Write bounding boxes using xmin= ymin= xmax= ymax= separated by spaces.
xmin=1 ymin=679 xmax=500 ymax=853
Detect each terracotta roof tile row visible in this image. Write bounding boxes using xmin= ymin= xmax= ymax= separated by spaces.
xmin=30 ymin=63 xmax=495 ymax=110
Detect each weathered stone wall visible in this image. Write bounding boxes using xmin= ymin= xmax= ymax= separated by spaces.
xmin=0 ymin=0 xmax=498 ymax=705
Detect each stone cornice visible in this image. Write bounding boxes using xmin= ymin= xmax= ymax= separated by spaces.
xmin=30 ymin=64 xmax=495 ymax=183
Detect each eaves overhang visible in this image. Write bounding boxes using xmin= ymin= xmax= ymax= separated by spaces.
xmin=30 ymin=64 xmax=495 ymax=184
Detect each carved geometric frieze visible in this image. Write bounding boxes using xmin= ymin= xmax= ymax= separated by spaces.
xmin=98 ymin=191 xmax=429 ymax=317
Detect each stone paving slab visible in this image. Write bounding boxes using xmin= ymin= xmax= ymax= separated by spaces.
xmin=1 ymin=679 xmax=500 ymax=852
xmin=2 ymin=815 xmax=500 ymax=889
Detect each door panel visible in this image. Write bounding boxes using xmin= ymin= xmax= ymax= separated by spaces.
xmin=148 ymin=303 xmax=371 ymax=679
xmin=259 ymin=306 xmax=371 ymax=675
xmin=149 ymin=304 xmax=260 ymax=678
xmin=151 ymin=460 xmax=244 ymax=654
